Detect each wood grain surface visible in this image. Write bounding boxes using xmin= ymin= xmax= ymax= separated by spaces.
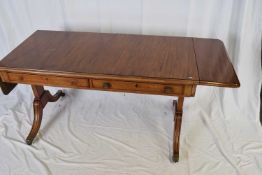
xmin=0 ymin=30 xmax=240 ymax=88
xmin=193 ymin=38 xmax=240 ymax=87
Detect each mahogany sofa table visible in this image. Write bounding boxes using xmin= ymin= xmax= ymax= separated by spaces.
xmin=0 ymin=30 xmax=240 ymax=162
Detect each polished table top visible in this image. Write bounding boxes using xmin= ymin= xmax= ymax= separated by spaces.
xmin=0 ymin=30 xmax=240 ymax=87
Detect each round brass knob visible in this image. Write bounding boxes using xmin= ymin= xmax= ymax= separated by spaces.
xmin=164 ymin=86 xmax=173 ymax=93
xmin=103 ymin=82 xmax=111 ymax=89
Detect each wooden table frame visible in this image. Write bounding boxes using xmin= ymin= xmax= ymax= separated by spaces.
xmin=0 ymin=30 xmax=240 ymax=162
xmin=0 ymin=74 xmax=190 ymax=162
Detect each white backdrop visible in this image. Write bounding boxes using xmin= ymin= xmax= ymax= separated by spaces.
xmin=0 ymin=0 xmax=262 ymax=175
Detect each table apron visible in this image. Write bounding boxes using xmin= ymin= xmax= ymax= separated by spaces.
xmin=0 ymin=72 xmax=196 ymax=97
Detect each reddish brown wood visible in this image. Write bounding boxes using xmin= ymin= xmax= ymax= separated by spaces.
xmin=193 ymin=38 xmax=240 ymax=87
xmin=91 ymin=79 xmax=195 ymax=96
xmin=173 ymin=97 xmax=184 ymax=162
xmin=0 ymin=30 xmax=199 ymax=83
xmin=32 ymin=86 xmax=44 ymax=97
xmin=0 ymin=30 xmax=241 ymax=162
xmin=6 ymin=72 xmax=90 ymax=89
xmin=26 ymin=98 xmax=43 ymax=145
xmin=26 ymin=85 xmax=65 ymax=145
xmin=0 ymin=31 xmax=240 ymax=89
xmin=1 ymin=71 xmax=196 ymax=97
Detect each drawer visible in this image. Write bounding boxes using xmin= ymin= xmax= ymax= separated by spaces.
xmin=91 ymin=79 xmax=187 ymax=95
xmin=7 ymin=73 xmax=89 ymax=88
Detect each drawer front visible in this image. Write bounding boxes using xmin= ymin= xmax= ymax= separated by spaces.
xmin=7 ymin=73 xmax=89 ymax=88
xmin=91 ymin=79 xmax=193 ymax=96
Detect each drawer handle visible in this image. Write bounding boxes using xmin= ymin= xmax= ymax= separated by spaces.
xmin=103 ymin=82 xmax=111 ymax=89
xmin=164 ymin=86 xmax=173 ymax=93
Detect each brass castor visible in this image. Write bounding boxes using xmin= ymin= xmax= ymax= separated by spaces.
xmin=25 ymin=86 xmax=65 ymax=145
xmin=26 ymin=137 xmax=33 ymax=145
xmin=172 ymin=154 xmax=179 ymax=163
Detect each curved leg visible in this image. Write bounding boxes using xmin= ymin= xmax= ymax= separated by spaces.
xmin=26 ymin=85 xmax=65 ymax=145
xmin=26 ymin=100 xmax=43 ymax=145
xmin=172 ymin=97 xmax=184 ymax=162
xmin=47 ymin=90 xmax=65 ymax=102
